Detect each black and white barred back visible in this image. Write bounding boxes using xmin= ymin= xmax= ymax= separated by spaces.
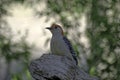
xmin=63 ymin=36 xmax=78 ymax=65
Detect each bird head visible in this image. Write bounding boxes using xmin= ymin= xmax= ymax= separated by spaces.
xmin=46 ymin=23 xmax=64 ymax=36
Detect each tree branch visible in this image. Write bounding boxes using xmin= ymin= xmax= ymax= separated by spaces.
xmin=29 ymin=54 xmax=99 ymax=80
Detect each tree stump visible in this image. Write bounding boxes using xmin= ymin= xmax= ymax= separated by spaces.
xmin=29 ymin=54 xmax=99 ymax=80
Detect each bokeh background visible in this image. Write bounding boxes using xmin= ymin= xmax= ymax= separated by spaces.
xmin=0 ymin=0 xmax=119 ymax=80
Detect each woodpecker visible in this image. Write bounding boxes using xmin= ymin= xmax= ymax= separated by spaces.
xmin=46 ymin=23 xmax=78 ymax=65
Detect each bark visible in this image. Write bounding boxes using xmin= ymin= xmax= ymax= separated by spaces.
xmin=29 ymin=54 xmax=99 ymax=80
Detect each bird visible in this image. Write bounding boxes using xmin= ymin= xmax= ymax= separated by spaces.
xmin=46 ymin=23 xmax=78 ymax=65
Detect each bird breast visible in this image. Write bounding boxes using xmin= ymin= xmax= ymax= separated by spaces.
xmin=50 ymin=36 xmax=72 ymax=57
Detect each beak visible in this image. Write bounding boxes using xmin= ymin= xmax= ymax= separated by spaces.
xmin=46 ymin=27 xmax=52 ymax=30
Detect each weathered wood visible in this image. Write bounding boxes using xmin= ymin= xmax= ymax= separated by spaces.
xmin=29 ymin=54 xmax=99 ymax=80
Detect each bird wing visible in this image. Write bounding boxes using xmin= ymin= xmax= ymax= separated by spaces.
xmin=63 ymin=36 xmax=78 ymax=65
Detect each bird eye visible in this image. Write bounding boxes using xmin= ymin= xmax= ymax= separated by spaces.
xmin=55 ymin=26 xmax=57 ymax=29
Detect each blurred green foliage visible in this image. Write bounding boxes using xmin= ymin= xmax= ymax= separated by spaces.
xmin=87 ymin=0 xmax=119 ymax=80
xmin=0 ymin=0 xmax=120 ymax=80
xmin=0 ymin=0 xmax=32 ymax=80
xmin=46 ymin=0 xmax=90 ymax=28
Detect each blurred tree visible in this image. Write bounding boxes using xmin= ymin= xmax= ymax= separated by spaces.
xmin=0 ymin=0 xmax=32 ymax=80
xmin=87 ymin=0 xmax=120 ymax=80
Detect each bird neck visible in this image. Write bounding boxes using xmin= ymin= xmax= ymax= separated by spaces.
xmin=52 ymin=33 xmax=63 ymax=39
